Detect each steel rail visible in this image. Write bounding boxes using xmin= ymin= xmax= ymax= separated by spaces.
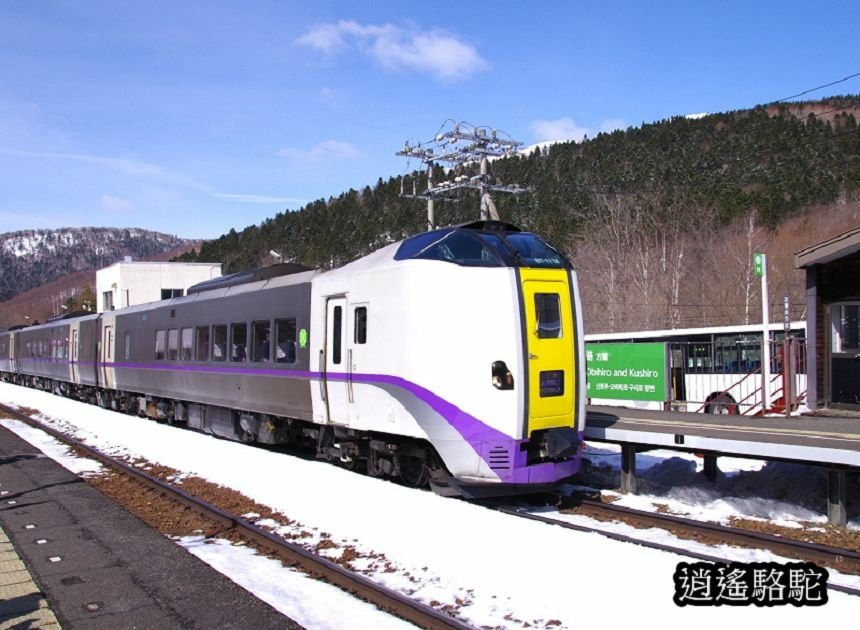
xmin=0 ymin=403 xmax=475 ymax=630
xmin=495 ymin=499 xmax=860 ymax=596
xmin=575 ymin=499 xmax=860 ymax=573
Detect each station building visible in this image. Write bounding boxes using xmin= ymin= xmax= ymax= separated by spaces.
xmin=795 ymin=225 xmax=860 ymax=411
xmin=96 ymin=259 xmax=222 ymax=313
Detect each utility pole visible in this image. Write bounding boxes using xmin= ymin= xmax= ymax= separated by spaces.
xmin=397 ymin=122 xmax=527 ymax=230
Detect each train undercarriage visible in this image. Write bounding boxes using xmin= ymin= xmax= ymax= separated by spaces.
xmin=0 ymin=371 xmax=452 ymax=492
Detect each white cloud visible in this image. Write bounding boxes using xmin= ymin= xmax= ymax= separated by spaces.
xmin=599 ymin=118 xmax=626 ymax=133
xmin=99 ymin=194 xmax=134 ymax=214
xmin=296 ymin=20 xmax=487 ymax=81
xmin=530 ymin=117 xmax=591 ymax=144
xmin=529 ymin=117 xmax=628 ymax=145
xmin=2 ymin=150 xmax=214 ymax=193
xmin=214 ymin=193 xmax=306 ymax=205
xmin=278 ymin=140 xmax=361 ymax=161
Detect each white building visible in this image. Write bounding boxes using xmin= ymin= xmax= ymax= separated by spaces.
xmin=96 ymin=260 xmax=222 ymax=313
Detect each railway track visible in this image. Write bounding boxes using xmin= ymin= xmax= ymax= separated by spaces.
xmin=495 ymin=497 xmax=860 ymax=596
xmin=0 ymin=402 xmax=475 ymax=630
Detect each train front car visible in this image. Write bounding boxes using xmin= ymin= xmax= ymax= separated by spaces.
xmin=310 ymin=221 xmax=586 ymax=497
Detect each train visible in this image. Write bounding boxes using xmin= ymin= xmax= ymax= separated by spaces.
xmin=0 ymin=220 xmax=586 ymax=497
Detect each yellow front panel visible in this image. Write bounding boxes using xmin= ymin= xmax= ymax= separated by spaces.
xmin=520 ymin=268 xmax=576 ymax=434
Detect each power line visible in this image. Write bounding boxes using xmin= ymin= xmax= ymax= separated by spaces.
xmin=772 ymin=71 xmax=860 ymax=104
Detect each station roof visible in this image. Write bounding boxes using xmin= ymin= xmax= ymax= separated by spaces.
xmin=795 ymin=224 xmax=860 ymax=268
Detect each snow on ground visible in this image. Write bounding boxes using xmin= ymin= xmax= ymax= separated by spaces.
xmin=1 ymin=382 xmax=859 ymax=628
xmin=177 ymin=536 xmax=415 ymax=630
xmin=582 ymin=442 xmax=860 ymax=530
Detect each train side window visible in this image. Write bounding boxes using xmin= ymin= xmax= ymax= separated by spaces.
xmin=354 ymin=307 xmax=367 ymax=344
xmin=212 ymin=325 xmax=227 ymax=361
xmin=167 ymin=329 xmax=179 ymax=361
xmin=275 ymin=318 xmax=296 ymax=364
xmin=155 ymin=330 xmax=166 ymax=360
xmin=230 ymin=322 xmax=247 ymax=362
xmin=195 ymin=326 xmax=210 ymax=361
xmin=124 ymin=333 xmax=131 ymax=360
xmin=252 ymin=320 xmax=271 ymax=363
xmin=180 ymin=327 xmax=193 ymax=361
xmin=535 ymin=294 xmax=562 ymax=338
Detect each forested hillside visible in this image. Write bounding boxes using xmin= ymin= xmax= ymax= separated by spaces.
xmin=178 ymin=96 xmax=860 ymax=333
xmin=0 ymin=228 xmax=189 ymax=303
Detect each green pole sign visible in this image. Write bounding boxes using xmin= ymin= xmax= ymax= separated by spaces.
xmin=753 ymin=252 xmax=765 ymax=278
xmin=585 ymin=342 xmax=667 ymax=402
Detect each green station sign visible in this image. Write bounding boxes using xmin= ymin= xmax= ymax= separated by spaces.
xmin=585 ymin=342 xmax=667 ymax=402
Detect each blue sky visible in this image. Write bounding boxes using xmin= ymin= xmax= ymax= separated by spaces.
xmin=2 ymin=1 xmax=859 ymax=239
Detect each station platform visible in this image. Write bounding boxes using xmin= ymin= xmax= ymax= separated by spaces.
xmin=0 ymin=424 xmax=295 ymax=629
xmin=1 ymin=524 xmax=60 ymax=628
xmin=584 ymin=405 xmax=860 ymax=525
xmin=585 ymin=405 xmax=860 ymax=466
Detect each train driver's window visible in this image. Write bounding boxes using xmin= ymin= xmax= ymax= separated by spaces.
xmin=230 ymin=322 xmax=247 ymax=362
xmin=212 ymin=325 xmax=227 ymax=361
xmin=535 ymin=294 xmax=562 ymax=338
xmin=155 ymin=330 xmax=166 ymax=360
xmin=252 ymin=320 xmax=271 ymax=362
xmin=275 ymin=318 xmax=296 ymax=364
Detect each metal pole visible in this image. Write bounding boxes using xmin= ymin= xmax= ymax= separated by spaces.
xmin=783 ymin=294 xmax=791 ymax=417
xmin=426 ymin=162 xmax=435 ymax=230
xmin=761 ymin=255 xmax=771 ymax=414
xmin=620 ymin=444 xmax=637 ymax=494
xmin=828 ymin=468 xmax=847 ymax=527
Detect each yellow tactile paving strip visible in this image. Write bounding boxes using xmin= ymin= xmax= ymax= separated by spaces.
xmin=0 ymin=526 xmax=61 ymax=629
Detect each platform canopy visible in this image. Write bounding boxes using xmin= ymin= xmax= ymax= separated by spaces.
xmin=795 ymin=225 xmax=860 ymax=268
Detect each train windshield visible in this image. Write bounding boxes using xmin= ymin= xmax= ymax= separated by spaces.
xmin=395 ymin=227 xmax=571 ymax=269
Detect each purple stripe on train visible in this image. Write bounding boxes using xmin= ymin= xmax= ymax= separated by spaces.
xmin=22 ymin=359 xmax=583 ymax=484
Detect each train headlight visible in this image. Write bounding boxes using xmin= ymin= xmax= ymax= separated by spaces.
xmin=492 ymin=360 xmax=514 ymax=390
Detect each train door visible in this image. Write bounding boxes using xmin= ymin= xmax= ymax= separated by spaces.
xmin=520 ymin=269 xmax=575 ymax=435
xmin=322 ymin=296 xmax=349 ymax=424
xmin=70 ymin=327 xmax=79 ymax=383
xmin=9 ymin=332 xmax=16 ymax=374
xmin=99 ymin=320 xmax=116 ymax=389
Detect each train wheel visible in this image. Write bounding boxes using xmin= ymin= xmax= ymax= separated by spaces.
xmin=399 ymin=455 xmax=429 ymax=488
xmin=706 ymin=394 xmax=737 ymax=415
xmin=339 ymin=457 xmax=358 ymax=472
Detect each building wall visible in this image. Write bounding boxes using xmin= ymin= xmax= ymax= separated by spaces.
xmin=97 ymin=263 xmax=222 ymax=312
xmin=807 ymin=251 xmax=860 ymax=408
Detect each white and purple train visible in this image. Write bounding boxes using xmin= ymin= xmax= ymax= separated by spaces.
xmin=0 ymin=221 xmax=586 ymax=497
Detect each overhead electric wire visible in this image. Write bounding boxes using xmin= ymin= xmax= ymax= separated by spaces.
xmin=509 ymin=73 xmax=860 ymax=199
xmin=772 ymin=71 xmax=860 ymax=104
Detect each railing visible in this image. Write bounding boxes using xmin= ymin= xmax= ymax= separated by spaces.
xmin=669 ymin=337 xmax=806 ymax=416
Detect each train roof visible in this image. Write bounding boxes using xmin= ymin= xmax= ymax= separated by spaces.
xmin=327 ymin=220 xmax=572 ymax=276
xmin=108 ymin=266 xmax=320 ymax=318
xmin=187 ymin=262 xmax=315 ymax=295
